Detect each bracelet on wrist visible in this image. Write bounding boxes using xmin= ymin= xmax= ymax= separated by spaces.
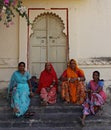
xmin=68 ymin=78 xmax=70 ymax=82
xmin=78 ymin=77 xmax=80 ymax=81
xmin=50 ymin=85 xmax=53 ymax=88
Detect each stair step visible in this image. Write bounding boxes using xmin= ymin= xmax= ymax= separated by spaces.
xmin=0 ymin=116 xmax=111 ymax=128
xmin=1 ymin=126 xmax=111 ymax=130
xmin=0 ymin=103 xmax=83 ymax=112
xmin=0 ymin=91 xmax=111 ymax=129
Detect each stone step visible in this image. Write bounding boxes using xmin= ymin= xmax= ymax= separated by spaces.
xmin=1 ymin=90 xmax=111 ymax=129
xmin=0 ymin=104 xmax=82 ymax=111
xmin=0 ymin=112 xmax=82 ymax=120
xmin=0 ymin=115 xmax=111 ymax=128
xmin=0 ymin=102 xmax=110 ymax=128
xmin=30 ymin=105 xmax=82 ymax=112
xmin=1 ymin=126 xmax=111 ymax=130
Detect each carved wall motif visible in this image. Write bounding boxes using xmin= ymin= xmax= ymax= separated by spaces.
xmin=78 ymin=57 xmax=111 ymax=65
xmin=0 ymin=58 xmax=18 ymax=68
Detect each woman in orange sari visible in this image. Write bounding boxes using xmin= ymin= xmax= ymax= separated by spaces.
xmin=60 ymin=59 xmax=86 ymax=104
xmin=37 ymin=62 xmax=58 ymax=106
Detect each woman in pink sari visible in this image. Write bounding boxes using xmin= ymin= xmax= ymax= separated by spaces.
xmin=81 ymin=71 xmax=107 ymax=126
xmin=37 ymin=62 xmax=58 ymax=105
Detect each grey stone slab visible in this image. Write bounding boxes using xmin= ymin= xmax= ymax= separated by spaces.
xmin=12 ymin=122 xmax=30 ymax=127
xmin=0 ymin=122 xmax=12 ymax=128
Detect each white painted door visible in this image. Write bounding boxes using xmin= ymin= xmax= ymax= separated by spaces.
xmin=30 ymin=12 xmax=67 ymax=78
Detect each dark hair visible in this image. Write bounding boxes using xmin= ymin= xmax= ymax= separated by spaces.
xmin=45 ymin=62 xmax=51 ymax=68
xmin=70 ymin=59 xmax=75 ymax=64
xmin=70 ymin=59 xmax=73 ymax=64
xmin=31 ymin=76 xmax=37 ymax=79
xmin=18 ymin=62 xmax=25 ymax=67
xmin=93 ymin=71 xmax=100 ymax=77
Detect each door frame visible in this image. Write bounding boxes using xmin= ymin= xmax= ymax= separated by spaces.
xmin=27 ymin=8 xmax=69 ymax=70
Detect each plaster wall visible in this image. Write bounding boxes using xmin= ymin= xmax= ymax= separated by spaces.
xmin=0 ymin=0 xmax=111 ymax=89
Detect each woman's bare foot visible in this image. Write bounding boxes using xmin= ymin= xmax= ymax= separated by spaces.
xmin=41 ymin=101 xmax=48 ymax=106
xmin=13 ymin=107 xmax=19 ymax=113
xmin=79 ymin=116 xmax=85 ymax=126
xmin=76 ymin=102 xmax=80 ymax=105
xmin=64 ymin=101 xmax=70 ymax=104
xmin=24 ymin=111 xmax=35 ymax=118
xmin=81 ymin=118 xmax=85 ymax=126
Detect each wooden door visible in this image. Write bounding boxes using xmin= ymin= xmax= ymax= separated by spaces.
xmin=30 ymin=12 xmax=67 ymax=78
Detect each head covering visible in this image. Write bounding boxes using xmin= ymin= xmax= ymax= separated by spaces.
xmin=45 ymin=62 xmax=57 ymax=78
xmin=69 ymin=59 xmax=79 ymax=71
xmin=37 ymin=62 xmax=58 ymax=93
xmin=67 ymin=59 xmax=85 ymax=78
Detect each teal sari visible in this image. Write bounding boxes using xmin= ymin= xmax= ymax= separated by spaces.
xmin=8 ymin=71 xmax=31 ymax=117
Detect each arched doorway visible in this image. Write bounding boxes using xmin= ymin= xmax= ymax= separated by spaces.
xmin=29 ymin=12 xmax=68 ymax=78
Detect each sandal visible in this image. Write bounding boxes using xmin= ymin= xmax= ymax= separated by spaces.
xmin=41 ymin=101 xmax=48 ymax=106
xmin=29 ymin=111 xmax=35 ymax=116
xmin=24 ymin=111 xmax=35 ymax=118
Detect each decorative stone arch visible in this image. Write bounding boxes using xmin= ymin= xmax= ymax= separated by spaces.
xmin=31 ymin=12 xmax=65 ymax=35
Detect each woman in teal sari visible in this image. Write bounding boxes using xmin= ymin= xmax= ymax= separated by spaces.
xmin=8 ymin=62 xmax=33 ymax=117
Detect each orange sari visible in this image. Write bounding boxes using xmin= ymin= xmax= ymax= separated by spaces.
xmin=61 ymin=66 xmax=86 ymax=104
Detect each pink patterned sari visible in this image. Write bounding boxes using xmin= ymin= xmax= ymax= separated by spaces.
xmin=83 ymin=80 xmax=107 ymax=115
xmin=40 ymin=87 xmax=57 ymax=104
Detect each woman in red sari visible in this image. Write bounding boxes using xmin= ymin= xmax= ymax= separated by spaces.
xmin=37 ymin=62 xmax=58 ymax=105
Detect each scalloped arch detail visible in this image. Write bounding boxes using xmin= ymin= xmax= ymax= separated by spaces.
xmin=31 ymin=12 xmax=65 ymax=33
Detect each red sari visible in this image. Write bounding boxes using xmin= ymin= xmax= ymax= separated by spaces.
xmin=37 ymin=63 xmax=58 ymax=104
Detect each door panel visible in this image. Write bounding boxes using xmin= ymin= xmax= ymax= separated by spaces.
xmin=30 ymin=12 xmax=67 ymax=78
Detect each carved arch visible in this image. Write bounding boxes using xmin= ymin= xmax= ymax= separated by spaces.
xmin=30 ymin=12 xmax=66 ymax=37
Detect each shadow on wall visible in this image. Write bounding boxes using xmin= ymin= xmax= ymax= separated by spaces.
xmin=103 ymin=80 xmax=111 ymax=104
xmin=0 ymin=81 xmax=9 ymax=89
xmin=105 ymin=82 xmax=111 ymax=104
